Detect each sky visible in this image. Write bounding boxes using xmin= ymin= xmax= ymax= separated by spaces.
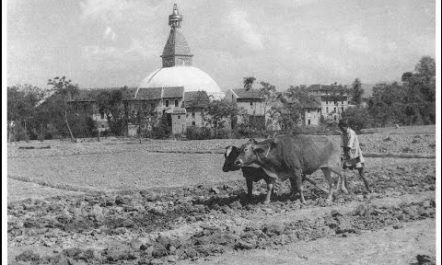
xmin=6 ymin=0 xmax=436 ymax=91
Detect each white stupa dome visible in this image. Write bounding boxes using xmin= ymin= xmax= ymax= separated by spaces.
xmin=138 ymin=66 xmax=223 ymax=99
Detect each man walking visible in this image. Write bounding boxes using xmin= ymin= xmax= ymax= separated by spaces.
xmin=338 ymin=119 xmax=372 ymax=193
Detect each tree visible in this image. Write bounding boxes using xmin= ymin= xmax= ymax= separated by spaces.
xmin=350 ymin=78 xmax=364 ymax=105
xmin=258 ymin=81 xmax=277 ymax=120
xmin=243 ymin=76 xmax=256 ymax=91
xmin=205 ymin=100 xmax=238 ymax=135
xmin=415 ymin=56 xmax=435 ymax=81
xmin=340 ymin=106 xmax=373 ymax=132
xmin=399 ymin=56 xmax=436 ymax=124
xmin=368 ymin=82 xmax=407 ymax=126
xmin=95 ymin=88 xmax=126 ymax=136
xmin=128 ymin=102 xmax=158 ymax=142
xmin=7 ymin=85 xmax=47 ymax=141
xmin=47 ymin=76 xmax=79 ymax=142
xmin=274 ymin=85 xmax=319 ymax=130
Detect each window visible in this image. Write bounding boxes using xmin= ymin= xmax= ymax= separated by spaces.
xmin=175 ymin=99 xmax=178 ymax=107
xmin=101 ymin=112 xmax=104 ymax=119
xmin=177 ymin=115 xmax=181 ymax=119
xmin=151 ymin=103 xmax=155 ymax=110
xmin=308 ymin=119 xmax=311 ymax=125
xmin=342 ymin=107 xmax=344 ymax=112
xmin=192 ymin=121 xmax=196 ymax=126
xmin=101 ymin=125 xmax=105 ymax=128
xmin=326 ymin=100 xmax=328 ymax=105
xmin=192 ymin=112 xmax=195 ymax=118
xmin=326 ymin=107 xmax=329 ymax=113
xmin=250 ymin=102 xmax=253 ymax=106
xmin=334 ymin=107 xmax=336 ymax=112
xmin=165 ymin=100 xmax=169 ymax=107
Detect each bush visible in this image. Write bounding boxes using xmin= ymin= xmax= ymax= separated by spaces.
xmin=151 ymin=116 xmax=171 ymax=139
xmin=214 ymin=128 xmax=231 ymax=139
xmin=186 ymin=126 xmax=211 ymax=140
xmin=152 ymin=126 xmax=170 ymax=139
xmin=232 ymin=125 xmax=267 ymax=139
xmin=341 ymin=106 xmax=374 ymax=132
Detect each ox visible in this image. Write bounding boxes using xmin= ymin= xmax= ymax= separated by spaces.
xmin=234 ymin=135 xmax=346 ymax=203
xmin=223 ymin=145 xmax=329 ymax=204
xmin=223 ymin=145 xmax=274 ymax=203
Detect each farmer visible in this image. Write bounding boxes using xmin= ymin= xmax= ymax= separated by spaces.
xmin=338 ymin=119 xmax=372 ymax=193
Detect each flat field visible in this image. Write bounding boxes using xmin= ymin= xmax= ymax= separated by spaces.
xmin=7 ymin=125 xmax=437 ymax=265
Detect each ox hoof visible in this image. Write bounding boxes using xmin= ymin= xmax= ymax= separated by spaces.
xmin=326 ymin=196 xmax=334 ymax=204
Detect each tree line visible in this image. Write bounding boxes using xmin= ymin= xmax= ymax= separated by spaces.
xmin=7 ymin=56 xmax=435 ymax=142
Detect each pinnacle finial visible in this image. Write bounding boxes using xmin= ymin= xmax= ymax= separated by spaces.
xmin=169 ymin=3 xmax=183 ymax=28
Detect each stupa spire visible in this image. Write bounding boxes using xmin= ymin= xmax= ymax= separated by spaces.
xmin=168 ymin=4 xmax=183 ymax=28
xmin=161 ymin=4 xmax=193 ymax=67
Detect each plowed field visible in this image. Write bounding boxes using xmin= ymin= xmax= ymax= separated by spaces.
xmin=7 ymin=126 xmax=437 ymax=265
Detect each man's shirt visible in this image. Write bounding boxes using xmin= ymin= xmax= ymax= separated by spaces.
xmin=341 ymin=128 xmax=365 ymax=163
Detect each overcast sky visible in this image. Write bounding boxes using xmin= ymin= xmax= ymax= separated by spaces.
xmin=7 ymin=0 xmax=436 ymax=91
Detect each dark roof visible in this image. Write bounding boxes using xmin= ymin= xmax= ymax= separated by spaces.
xmin=162 ymin=30 xmax=193 ymax=58
xmin=183 ymin=91 xmax=210 ymax=108
xmin=70 ymin=87 xmax=143 ymax=102
xmin=277 ymin=93 xmax=321 ymax=109
xmin=69 ymin=86 xmax=184 ymax=102
xmin=232 ymin=88 xmax=264 ymax=99
xmin=71 ymin=89 xmax=108 ymax=101
xmin=301 ymin=96 xmax=321 ymax=109
xmin=163 ymin=86 xmax=184 ymax=98
xmin=321 ymin=95 xmax=348 ymax=102
xmin=135 ymin=87 xmax=162 ymax=100
xmin=121 ymin=87 xmax=138 ymax=100
xmin=307 ymin=84 xmax=348 ymax=93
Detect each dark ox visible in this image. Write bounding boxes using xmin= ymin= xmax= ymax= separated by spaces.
xmin=223 ymin=146 xmax=275 ymax=203
xmin=235 ymin=135 xmax=346 ymax=203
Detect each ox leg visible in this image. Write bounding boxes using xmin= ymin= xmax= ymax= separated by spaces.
xmin=358 ymin=167 xmax=372 ymax=193
xmin=246 ymin=178 xmax=253 ymax=198
xmin=264 ymin=178 xmax=275 ymax=204
xmin=289 ymin=177 xmax=297 ymax=197
xmin=293 ymin=169 xmax=306 ymax=204
xmin=321 ymin=168 xmax=337 ymax=202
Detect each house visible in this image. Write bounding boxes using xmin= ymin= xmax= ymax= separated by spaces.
xmin=306 ymin=84 xmax=350 ymax=122
xmin=301 ymin=96 xmax=322 ymax=126
xmin=224 ymin=88 xmax=266 ymax=128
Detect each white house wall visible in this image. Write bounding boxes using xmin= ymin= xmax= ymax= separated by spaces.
xmin=237 ymin=101 xmax=266 ymax=116
xmin=186 ymin=110 xmax=205 ymax=127
xmin=304 ymin=109 xmax=321 ymax=126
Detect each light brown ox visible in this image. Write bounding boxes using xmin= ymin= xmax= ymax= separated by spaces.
xmin=234 ymin=135 xmax=347 ymax=203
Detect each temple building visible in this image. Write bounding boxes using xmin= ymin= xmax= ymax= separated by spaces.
xmin=132 ymin=3 xmax=224 ymax=135
xmin=68 ymin=4 xmax=223 ymax=137
xmin=136 ymin=4 xmax=223 ymax=100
